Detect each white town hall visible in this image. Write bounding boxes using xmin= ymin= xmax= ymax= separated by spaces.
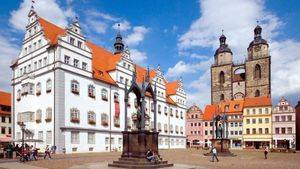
xmin=11 ymin=8 xmax=187 ymax=153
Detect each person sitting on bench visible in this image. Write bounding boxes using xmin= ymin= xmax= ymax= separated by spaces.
xmin=146 ymin=149 xmax=160 ymax=163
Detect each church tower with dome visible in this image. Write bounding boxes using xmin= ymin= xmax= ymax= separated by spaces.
xmin=211 ymin=25 xmax=271 ymax=104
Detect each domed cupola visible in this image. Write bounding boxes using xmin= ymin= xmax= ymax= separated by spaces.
xmin=214 ymin=33 xmax=232 ymax=57
xmin=114 ymin=24 xmax=124 ymax=54
xmin=248 ymin=24 xmax=268 ymax=50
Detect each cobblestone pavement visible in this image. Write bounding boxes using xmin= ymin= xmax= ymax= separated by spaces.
xmin=0 ymin=162 xmax=46 ymax=169
xmin=2 ymin=149 xmax=300 ymax=169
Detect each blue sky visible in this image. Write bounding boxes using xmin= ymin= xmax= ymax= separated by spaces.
xmin=0 ymin=0 xmax=300 ymax=109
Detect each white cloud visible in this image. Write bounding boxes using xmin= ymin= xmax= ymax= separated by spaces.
xmin=125 ymin=26 xmax=149 ymax=46
xmin=130 ymin=49 xmax=147 ymax=65
xmin=166 ymin=59 xmax=212 ymax=78
xmin=178 ymin=0 xmax=281 ymax=60
xmin=85 ymin=19 xmax=108 ymax=34
xmin=0 ymin=34 xmax=19 ymax=91
xmin=9 ymin=0 xmax=75 ymax=31
xmin=112 ymin=20 xmax=131 ymax=31
xmin=177 ymin=0 xmax=300 ymax=108
xmin=86 ymin=10 xmax=119 ymax=22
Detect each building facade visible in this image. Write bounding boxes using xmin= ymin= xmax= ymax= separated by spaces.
xmin=272 ymin=97 xmax=296 ymax=149
xmin=202 ymin=105 xmax=216 ymax=148
xmin=11 ymin=10 xmax=187 ymax=153
xmin=186 ymin=105 xmax=204 ymax=148
xmin=0 ymin=91 xmax=12 ymax=138
xmin=211 ymin=25 xmax=271 ymax=104
xmin=295 ymin=101 xmax=300 ymax=150
xmin=243 ymin=97 xmax=272 ymax=149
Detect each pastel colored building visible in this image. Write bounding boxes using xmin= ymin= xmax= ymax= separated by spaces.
xmin=296 ymin=101 xmax=300 ymax=150
xmin=219 ymin=100 xmax=244 ymax=149
xmin=243 ymin=96 xmax=272 ymax=149
xmin=186 ymin=105 xmax=204 ymax=148
xmin=0 ymin=91 xmax=12 ymax=140
xmin=202 ymin=105 xmax=217 ymax=148
xmin=11 ymin=9 xmax=187 ymax=153
xmin=272 ymin=97 xmax=296 ymax=149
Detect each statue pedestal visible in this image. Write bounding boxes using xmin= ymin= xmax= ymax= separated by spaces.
xmin=204 ymin=139 xmax=236 ymax=157
xmin=108 ymin=130 xmax=174 ymax=168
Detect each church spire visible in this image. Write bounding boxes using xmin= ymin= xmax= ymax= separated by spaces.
xmin=114 ymin=23 xmax=124 ymax=54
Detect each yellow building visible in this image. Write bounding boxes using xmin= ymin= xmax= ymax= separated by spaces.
xmin=243 ymin=96 xmax=272 ymax=149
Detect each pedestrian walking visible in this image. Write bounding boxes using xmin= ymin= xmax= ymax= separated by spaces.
xmin=264 ymin=145 xmax=269 ymax=159
xmin=44 ymin=145 xmax=52 ymax=159
xmin=211 ymin=146 xmax=219 ymax=162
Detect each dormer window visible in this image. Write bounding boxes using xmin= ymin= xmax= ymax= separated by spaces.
xmin=71 ymin=80 xmax=79 ymax=94
xmin=225 ymin=105 xmax=229 ymax=112
xmin=70 ymin=37 xmax=75 ymax=45
xmin=234 ymin=104 xmax=239 ymax=111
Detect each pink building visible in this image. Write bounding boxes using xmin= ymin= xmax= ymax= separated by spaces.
xmin=202 ymin=105 xmax=217 ymax=148
xmin=186 ymin=105 xmax=204 ymax=148
xmin=272 ymin=97 xmax=296 ymax=149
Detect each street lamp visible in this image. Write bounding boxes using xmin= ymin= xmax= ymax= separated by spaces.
xmin=18 ymin=122 xmax=26 ymax=153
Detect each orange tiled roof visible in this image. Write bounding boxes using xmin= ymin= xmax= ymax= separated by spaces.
xmin=166 ymin=80 xmax=180 ymax=96
xmin=0 ymin=91 xmax=11 ymax=107
xmin=135 ymin=65 xmax=156 ymax=84
xmin=166 ymin=96 xmax=176 ymax=105
xmin=86 ymin=41 xmax=121 ymax=85
xmin=38 ymin=18 xmax=66 ymax=45
xmin=219 ymin=99 xmax=244 ymax=113
xmin=244 ymin=96 xmax=272 ymax=108
xmin=203 ymin=104 xmax=218 ymax=121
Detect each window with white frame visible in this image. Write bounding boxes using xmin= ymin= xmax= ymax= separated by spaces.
xmin=164 ymin=106 xmax=168 ymax=115
xmin=105 ymin=137 xmax=109 ymax=144
xmin=46 ymin=79 xmax=52 ymax=93
xmin=71 ymin=80 xmax=79 ymax=94
xmin=70 ymin=37 xmax=75 ymax=45
xmin=88 ymin=132 xmax=95 ymax=144
xmin=88 ymin=85 xmax=95 ymax=98
xmin=158 ymin=104 xmax=161 ymax=113
xmin=114 ymin=92 xmax=119 ymax=102
xmin=164 ymin=124 xmax=168 ymax=132
xmin=64 ymin=55 xmax=70 ymax=64
xmin=73 ymin=59 xmax=79 ymax=68
xmin=71 ymin=131 xmax=79 ymax=144
xmin=43 ymin=57 xmax=47 ymax=66
xmin=36 ymin=109 xmax=42 ymax=123
xmin=17 ymin=89 xmax=21 ymax=101
xmin=77 ymin=41 xmax=82 ymax=48
xmin=88 ymin=111 xmax=96 ymax=124
xmin=38 ymin=131 xmax=43 ymax=140
xmin=101 ymin=113 xmax=108 ymax=126
xmin=36 ymin=82 xmax=41 ymax=95
xmin=45 ymin=107 xmax=52 ymax=122
xmin=82 ymin=62 xmax=87 ymax=70
xmin=46 ymin=130 xmax=52 ymax=144
xmin=158 ymin=122 xmax=162 ymax=131
xmin=101 ymin=89 xmax=108 ymax=101
xmin=70 ymin=108 xmax=80 ymax=123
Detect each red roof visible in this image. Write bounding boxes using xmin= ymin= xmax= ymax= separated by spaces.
xmin=166 ymin=80 xmax=180 ymax=96
xmin=37 ymin=17 xmax=180 ymax=105
xmin=244 ymin=96 xmax=272 ymax=108
xmin=0 ymin=91 xmax=11 ymax=107
xmin=203 ymin=104 xmax=218 ymax=121
xmin=219 ymin=99 xmax=244 ymax=113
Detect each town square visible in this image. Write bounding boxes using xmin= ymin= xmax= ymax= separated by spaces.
xmin=0 ymin=0 xmax=300 ymax=169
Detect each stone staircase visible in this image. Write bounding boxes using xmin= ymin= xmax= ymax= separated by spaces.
xmin=108 ymin=157 xmax=174 ymax=168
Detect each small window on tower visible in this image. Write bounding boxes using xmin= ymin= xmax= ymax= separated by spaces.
xmin=255 ymin=90 xmax=260 ymax=97
xmin=220 ymin=94 xmax=224 ymax=101
xmin=219 ymin=71 xmax=225 ymax=84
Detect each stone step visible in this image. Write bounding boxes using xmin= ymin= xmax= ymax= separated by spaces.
xmin=108 ymin=163 xmax=174 ymax=169
xmin=113 ymin=160 xmax=168 ymax=165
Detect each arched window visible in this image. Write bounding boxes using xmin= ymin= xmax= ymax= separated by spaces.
xmin=255 ymin=90 xmax=260 ymax=97
xmin=36 ymin=82 xmax=41 ymax=95
xmin=71 ymin=80 xmax=79 ymax=94
xmin=254 ymin=64 xmax=261 ymax=79
xmin=180 ymin=111 xmax=183 ymax=119
xmin=45 ymin=107 xmax=52 ymax=122
xmin=219 ymin=71 xmax=225 ymax=84
xmin=114 ymin=92 xmax=119 ymax=102
xmin=220 ymin=94 xmax=225 ymax=101
xmin=88 ymin=111 xmax=96 ymax=125
xmin=70 ymin=108 xmax=80 ymax=123
xmin=17 ymin=89 xmax=21 ymax=101
xmin=88 ymin=85 xmax=95 ymax=98
xmin=101 ymin=89 xmax=108 ymax=101
xmin=46 ymin=79 xmax=52 ymax=93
